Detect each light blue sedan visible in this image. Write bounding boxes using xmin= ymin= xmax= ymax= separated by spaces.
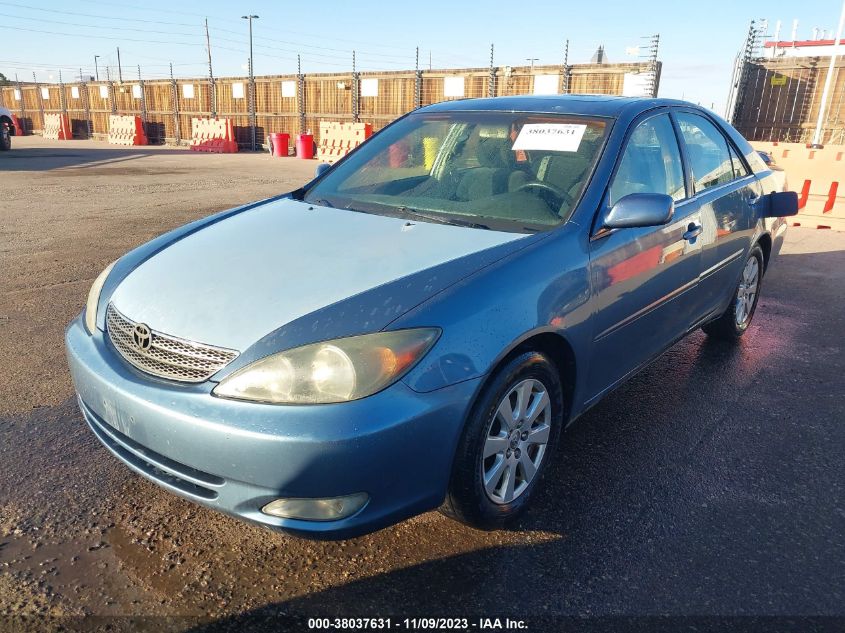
xmin=65 ymin=96 xmax=797 ymax=539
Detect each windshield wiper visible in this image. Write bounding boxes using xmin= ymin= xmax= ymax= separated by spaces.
xmin=308 ymin=198 xmax=335 ymax=208
xmin=398 ymin=207 xmax=488 ymax=230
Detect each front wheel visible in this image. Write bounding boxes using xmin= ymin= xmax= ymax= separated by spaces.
xmin=0 ymin=126 xmax=10 ymax=151
xmin=440 ymin=351 xmax=564 ymax=530
xmin=702 ymin=244 xmax=764 ymax=340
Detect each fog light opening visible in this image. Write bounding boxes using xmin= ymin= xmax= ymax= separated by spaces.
xmin=261 ymin=493 xmax=369 ymax=521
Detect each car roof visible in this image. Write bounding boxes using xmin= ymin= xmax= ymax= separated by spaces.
xmin=418 ymin=95 xmax=693 ymax=118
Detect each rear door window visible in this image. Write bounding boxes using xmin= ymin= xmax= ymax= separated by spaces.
xmin=675 ymin=112 xmax=735 ymax=192
xmin=728 ymin=144 xmax=750 ymax=179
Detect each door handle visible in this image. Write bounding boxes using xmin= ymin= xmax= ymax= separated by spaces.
xmin=683 ymin=223 xmax=703 ymax=241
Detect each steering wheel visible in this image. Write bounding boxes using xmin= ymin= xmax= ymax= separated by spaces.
xmin=516 ymin=181 xmax=574 ymax=213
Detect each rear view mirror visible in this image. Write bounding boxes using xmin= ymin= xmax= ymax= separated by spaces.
xmin=604 ymin=193 xmax=674 ymax=229
xmin=315 ymin=163 xmax=332 ymax=178
xmin=764 ymin=191 xmax=799 ymax=217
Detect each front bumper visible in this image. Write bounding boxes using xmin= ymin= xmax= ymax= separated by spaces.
xmin=65 ymin=315 xmax=480 ymax=539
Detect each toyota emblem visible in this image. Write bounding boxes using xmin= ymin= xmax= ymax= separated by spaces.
xmin=132 ymin=323 xmax=153 ymax=351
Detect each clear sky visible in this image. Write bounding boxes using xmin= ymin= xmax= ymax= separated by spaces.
xmin=0 ymin=0 xmax=839 ymax=114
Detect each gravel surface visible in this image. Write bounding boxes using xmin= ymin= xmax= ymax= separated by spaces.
xmin=1 ymin=136 xmax=843 ymax=630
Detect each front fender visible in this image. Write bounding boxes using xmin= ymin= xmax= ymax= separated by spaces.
xmin=394 ymin=223 xmax=593 ymax=407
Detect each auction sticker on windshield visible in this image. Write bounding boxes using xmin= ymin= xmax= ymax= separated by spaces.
xmin=511 ymin=123 xmax=587 ymax=152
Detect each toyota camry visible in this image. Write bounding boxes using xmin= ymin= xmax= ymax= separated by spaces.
xmin=65 ymin=95 xmax=797 ymax=539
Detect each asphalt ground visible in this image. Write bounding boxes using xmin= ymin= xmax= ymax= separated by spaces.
xmin=1 ymin=136 xmax=843 ymax=631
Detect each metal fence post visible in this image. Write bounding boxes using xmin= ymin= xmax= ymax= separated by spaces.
xmin=562 ymin=40 xmax=571 ymax=94
xmin=80 ymin=68 xmax=91 ymax=139
xmin=137 ymin=66 xmax=147 ymax=140
xmin=58 ymin=69 xmax=67 ymax=119
xmin=170 ymin=63 xmax=181 ymax=144
xmin=414 ymin=47 xmax=422 ymax=109
xmin=33 ymin=72 xmax=45 ymax=132
xmin=15 ymin=75 xmax=27 ymax=133
xmin=729 ymin=21 xmax=759 ymax=127
xmin=645 ymin=34 xmax=661 ymax=97
xmin=248 ymin=57 xmax=257 ymax=150
xmin=106 ymin=67 xmax=117 ymax=114
xmin=352 ymin=50 xmax=359 ymax=123
xmin=297 ymin=54 xmax=305 ymax=134
xmin=488 ymin=44 xmax=496 ymax=97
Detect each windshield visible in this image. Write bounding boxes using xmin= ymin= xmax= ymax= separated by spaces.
xmin=303 ymin=111 xmax=610 ymax=233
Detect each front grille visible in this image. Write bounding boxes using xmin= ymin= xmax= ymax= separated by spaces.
xmin=106 ymin=303 xmax=238 ymax=383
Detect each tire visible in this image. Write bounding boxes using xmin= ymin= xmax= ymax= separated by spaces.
xmin=702 ymin=244 xmax=765 ymax=340
xmin=441 ymin=350 xmax=565 ymax=530
xmin=0 ymin=126 xmax=10 ymax=151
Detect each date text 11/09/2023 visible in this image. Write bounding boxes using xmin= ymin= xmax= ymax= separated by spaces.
xmin=307 ymin=617 xmax=529 ymax=630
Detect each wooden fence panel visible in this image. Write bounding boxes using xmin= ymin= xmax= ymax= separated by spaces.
xmin=7 ymin=61 xmax=656 ymax=145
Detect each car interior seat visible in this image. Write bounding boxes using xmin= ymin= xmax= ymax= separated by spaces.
xmin=455 ymin=137 xmax=513 ymax=201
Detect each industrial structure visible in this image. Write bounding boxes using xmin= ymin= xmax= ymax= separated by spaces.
xmin=728 ymin=10 xmax=845 ymax=145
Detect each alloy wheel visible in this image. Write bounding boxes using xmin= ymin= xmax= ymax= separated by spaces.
xmin=735 ymin=256 xmax=760 ymax=326
xmin=482 ymin=378 xmax=551 ymax=505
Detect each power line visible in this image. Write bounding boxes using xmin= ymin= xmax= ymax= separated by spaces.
xmin=0 ymin=0 xmax=425 ymax=60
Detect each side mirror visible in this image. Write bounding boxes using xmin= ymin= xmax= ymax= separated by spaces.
xmin=604 ymin=193 xmax=674 ymax=229
xmin=315 ymin=163 xmax=332 ymax=178
xmin=764 ymin=191 xmax=799 ymax=217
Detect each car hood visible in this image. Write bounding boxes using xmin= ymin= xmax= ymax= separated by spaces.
xmin=109 ymin=198 xmax=527 ymax=351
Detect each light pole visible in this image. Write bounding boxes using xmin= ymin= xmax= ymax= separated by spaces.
xmin=526 ymin=58 xmax=539 ymax=70
xmin=242 ymin=14 xmax=259 ymax=151
xmin=811 ymin=0 xmax=845 ymax=147
xmin=94 ymin=55 xmax=100 ymax=81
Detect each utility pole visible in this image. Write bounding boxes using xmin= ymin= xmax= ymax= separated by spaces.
xmin=811 ymin=0 xmax=845 ymax=147
xmin=117 ymin=46 xmax=123 ymax=83
xmin=94 ymin=55 xmax=100 ymax=81
xmin=241 ymin=14 xmax=259 ymax=151
xmin=205 ymin=18 xmax=216 ymax=117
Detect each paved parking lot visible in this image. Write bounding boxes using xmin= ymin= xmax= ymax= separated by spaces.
xmin=1 ymin=136 xmax=843 ymax=628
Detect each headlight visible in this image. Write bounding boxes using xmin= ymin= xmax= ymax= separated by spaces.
xmin=213 ymin=328 xmax=440 ymax=404
xmin=84 ymin=261 xmax=116 ymax=334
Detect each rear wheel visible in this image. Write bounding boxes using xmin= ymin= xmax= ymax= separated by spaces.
xmin=0 ymin=125 xmax=10 ymax=151
xmin=702 ymin=244 xmax=764 ymax=340
xmin=441 ymin=351 xmax=564 ymax=530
